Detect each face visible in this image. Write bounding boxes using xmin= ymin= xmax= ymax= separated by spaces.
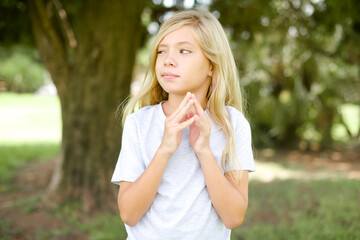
xmin=155 ymin=26 xmax=212 ymax=97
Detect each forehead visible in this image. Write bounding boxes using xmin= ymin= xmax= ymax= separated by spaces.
xmin=159 ymin=26 xmax=199 ymax=46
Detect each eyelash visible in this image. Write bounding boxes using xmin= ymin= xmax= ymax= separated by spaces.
xmin=157 ymin=49 xmax=192 ymax=54
xmin=180 ymin=49 xmax=191 ymax=54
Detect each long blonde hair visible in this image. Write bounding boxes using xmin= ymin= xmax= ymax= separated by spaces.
xmin=119 ymin=9 xmax=245 ymax=183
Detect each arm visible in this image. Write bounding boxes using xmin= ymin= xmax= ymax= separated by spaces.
xmin=189 ymin=94 xmax=249 ymax=229
xmin=118 ymin=93 xmax=196 ymax=226
xmin=118 ymin=147 xmax=171 ymax=227
xmin=197 ymin=150 xmax=249 ymax=229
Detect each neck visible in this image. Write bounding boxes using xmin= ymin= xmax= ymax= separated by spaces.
xmin=162 ymin=91 xmax=207 ymax=117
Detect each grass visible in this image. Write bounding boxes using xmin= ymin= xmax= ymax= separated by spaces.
xmin=232 ymin=179 xmax=360 ymax=240
xmin=0 ymin=219 xmax=21 ymax=239
xmin=31 ymin=179 xmax=359 ymax=240
xmin=1 ymin=93 xmax=359 ymax=240
xmin=0 ymin=142 xmax=60 ymax=185
xmin=0 ymin=92 xmax=61 ymax=143
xmin=0 ymin=92 xmax=61 ymax=185
xmin=24 ymin=201 xmax=127 ymax=240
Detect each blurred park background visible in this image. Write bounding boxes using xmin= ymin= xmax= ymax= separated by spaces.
xmin=0 ymin=0 xmax=359 ymax=239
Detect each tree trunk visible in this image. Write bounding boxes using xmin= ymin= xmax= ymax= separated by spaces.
xmin=28 ymin=0 xmax=145 ymax=212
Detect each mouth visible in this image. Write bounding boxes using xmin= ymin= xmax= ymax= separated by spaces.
xmin=161 ymin=73 xmax=179 ymax=80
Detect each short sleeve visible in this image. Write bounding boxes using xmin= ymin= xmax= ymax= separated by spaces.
xmin=111 ymin=115 xmax=146 ymax=185
xmin=225 ymin=109 xmax=256 ymax=172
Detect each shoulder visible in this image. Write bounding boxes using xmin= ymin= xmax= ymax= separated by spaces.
xmin=123 ymin=104 xmax=163 ymax=133
xmin=225 ymin=106 xmax=250 ymax=129
xmin=125 ymin=104 xmax=159 ymax=123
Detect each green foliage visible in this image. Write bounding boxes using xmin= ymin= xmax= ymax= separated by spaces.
xmin=138 ymin=0 xmax=360 ymax=148
xmin=2 ymin=0 xmax=359 ymax=147
xmin=0 ymin=45 xmax=46 ymax=92
xmin=211 ymin=0 xmax=360 ymax=147
xmin=0 ymin=0 xmax=33 ymax=45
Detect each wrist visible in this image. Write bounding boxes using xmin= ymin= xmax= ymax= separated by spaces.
xmin=195 ymin=147 xmax=212 ymax=160
xmin=157 ymin=145 xmax=174 ymax=159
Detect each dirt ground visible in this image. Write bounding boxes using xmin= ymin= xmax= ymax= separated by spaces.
xmin=256 ymin=146 xmax=360 ymax=179
xmin=0 ymin=147 xmax=359 ymax=239
xmin=0 ymin=159 xmax=88 ymax=240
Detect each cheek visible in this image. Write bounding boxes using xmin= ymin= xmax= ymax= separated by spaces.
xmin=191 ymin=56 xmax=211 ymax=77
xmin=190 ymin=63 xmax=210 ymax=80
xmin=155 ymin=60 xmax=161 ymax=77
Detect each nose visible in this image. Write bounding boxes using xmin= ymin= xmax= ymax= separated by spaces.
xmin=164 ymin=52 xmax=176 ymax=67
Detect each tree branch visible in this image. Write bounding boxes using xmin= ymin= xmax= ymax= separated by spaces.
xmin=52 ymin=0 xmax=77 ymax=49
xmin=28 ymin=0 xmax=69 ymax=96
xmin=29 ymin=0 xmax=67 ymax=65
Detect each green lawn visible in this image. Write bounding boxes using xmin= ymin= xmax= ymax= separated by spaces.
xmin=0 ymin=93 xmax=359 ymax=240
xmin=0 ymin=93 xmax=61 ymax=184
xmin=234 ymin=179 xmax=360 ymax=240
xmin=0 ymin=92 xmax=61 ymax=143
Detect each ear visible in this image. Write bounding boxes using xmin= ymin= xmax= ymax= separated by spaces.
xmin=208 ymin=65 xmax=213 ymax=77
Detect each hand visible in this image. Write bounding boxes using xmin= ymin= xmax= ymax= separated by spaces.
xmin=159 ymin=92 xmax=196 ymax=155
xmin=188 ymin=94 xmax=212 ymax=155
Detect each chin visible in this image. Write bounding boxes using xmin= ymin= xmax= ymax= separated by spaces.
xmin=164 ymin=89 xmax=190 ymax=96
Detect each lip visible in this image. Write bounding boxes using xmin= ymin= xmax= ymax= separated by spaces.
xmin=161 ymin=72 xmax=179 ymax=79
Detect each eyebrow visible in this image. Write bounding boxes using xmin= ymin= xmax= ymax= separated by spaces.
xmin=158 ymin=41 xmax=194 ymax=47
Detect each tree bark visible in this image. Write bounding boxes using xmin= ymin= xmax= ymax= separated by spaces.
xmin=28 ymin=0 xmax=145 ymax=212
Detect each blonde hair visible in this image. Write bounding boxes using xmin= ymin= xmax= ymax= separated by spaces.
xmin=119 ymin=9 xmax=245 ymax=183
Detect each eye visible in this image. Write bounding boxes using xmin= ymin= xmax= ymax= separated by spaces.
xmin=180 ymin=49 xmax=191 ymax=54
xmin=157 ymin=49 xmax=166 ymax=55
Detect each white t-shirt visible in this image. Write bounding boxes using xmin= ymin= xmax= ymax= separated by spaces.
xmin=111 ymin=102 xmax=255 ymax=240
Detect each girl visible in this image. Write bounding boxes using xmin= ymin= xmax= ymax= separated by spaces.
xmin=111 ymin=9 xmax=255 ymax=240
